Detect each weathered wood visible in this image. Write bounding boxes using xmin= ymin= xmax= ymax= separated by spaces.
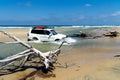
xmin=104 ymin=31 xmax=118 ymax=37
xmin=0 ymin=30 xmax=65 ymax=73
xmin=0 ymin=50 xmax=32 ymax=61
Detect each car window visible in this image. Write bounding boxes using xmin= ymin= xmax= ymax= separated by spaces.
xmin=51 ymin=30 xmax=58 ymax=35
xmin=31 ymin=30 xmax=45 ymax=34
xmin=44 ymin=30 xmax=50 ymax=35
xmin=31 ymin=30 xmax=51 ymax=35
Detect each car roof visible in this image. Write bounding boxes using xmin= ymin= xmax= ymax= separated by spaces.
xmin=32 ymin=28 xmax=53 ymax=31
xmin=31 ymin=26 xmax=55 ymax=31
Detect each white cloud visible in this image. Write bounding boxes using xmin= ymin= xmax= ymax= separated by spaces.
xmin=25 ymin=2 xmax=31 ymax=7
xmin=99 ymin=15 xmax=108 ymax=18
xmin=85 ymin=4 xmax=92 ymax=7
xmin=111 ymin=11 xmax=120 ymax=16
xmin=78 ymin=15 xmax=85 ymax=20
xmin=18 ymin=2 xmax=32 ymax=7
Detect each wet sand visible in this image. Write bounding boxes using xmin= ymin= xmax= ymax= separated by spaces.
xmin=0 ymin=28 xmax=120 ymax=80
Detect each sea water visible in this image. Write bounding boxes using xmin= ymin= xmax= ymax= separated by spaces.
xmin=0 ymin=43 xmax=28 ymax=59
xmin=0 ymin=25 xmax=120 ymax=55
xmin=0 ymin=25 xmax=120 ymax=29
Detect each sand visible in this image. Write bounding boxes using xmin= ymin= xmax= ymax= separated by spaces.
xmin=0 ymin=28 xmax=120 ymax=80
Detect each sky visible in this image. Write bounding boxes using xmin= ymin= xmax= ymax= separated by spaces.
xmin=0 ymin=0 xmax=120 ymax=25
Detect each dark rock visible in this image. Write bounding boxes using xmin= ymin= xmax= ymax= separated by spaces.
xmin=68 ymin=32 xmax=87 ymax=38
xmin=104 ymin=31 xmax=118 ymax=37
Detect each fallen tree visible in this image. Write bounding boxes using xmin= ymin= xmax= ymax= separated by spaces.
xmin=0 ymin=30 xmax=66 ymax=74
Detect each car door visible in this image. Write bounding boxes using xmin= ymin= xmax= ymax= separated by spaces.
xmin=35 ymin=30 xmax=48 ymax=41
xmin=43 ymin=30 xmax=52 ymax=41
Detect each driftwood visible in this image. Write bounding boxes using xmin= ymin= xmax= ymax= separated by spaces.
xmin=104 ymin=31 xmax=118 ymax=37
xmin=0 ymin=30 xmax=65 ymax=74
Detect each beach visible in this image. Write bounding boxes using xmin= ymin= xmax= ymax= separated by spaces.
xmin=0 ymin=27 xmax=120 ymax=80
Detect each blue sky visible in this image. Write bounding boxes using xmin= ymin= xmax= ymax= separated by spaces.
xmin=0 ymin=0 xmax=120 ymax=25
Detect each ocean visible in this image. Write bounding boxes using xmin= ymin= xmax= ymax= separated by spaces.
xmin=0 ymin=25 xmax=120 ymax=29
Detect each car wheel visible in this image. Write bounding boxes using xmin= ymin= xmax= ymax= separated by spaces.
xmin=27 ymin=38 xmax=31 ymax=41
xmin=55 ymin=39 xmax=60 ymax=41
xmin=32 ymin=37 xmax=38 ymax=41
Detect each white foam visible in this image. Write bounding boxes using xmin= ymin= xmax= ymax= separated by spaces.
xmin=64 ymin=37 xmax=77 ymax=43
xmin=28 ymin=40 xmax=43 ymax=43
xmin=51 ymin=41 xmax=69 ymax=45
xmin=51 ymin=37 xmax=76 ymax=45
xmin=28 ymin=37 xmax=77 ymax=45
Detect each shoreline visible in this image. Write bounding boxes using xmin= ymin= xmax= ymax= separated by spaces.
xmin=0 ymin=28 xmax=120 ymax=80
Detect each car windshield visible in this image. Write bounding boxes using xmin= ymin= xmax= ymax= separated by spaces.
xmin=51 ymin=30 xmax=58 ymax=35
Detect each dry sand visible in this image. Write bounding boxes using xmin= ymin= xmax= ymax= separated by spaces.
xmin=0 ymin=28 xmax=120 ymax=80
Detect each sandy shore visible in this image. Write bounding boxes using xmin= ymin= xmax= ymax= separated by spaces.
xmin=0 ymin=28 xmax=120 ymax=80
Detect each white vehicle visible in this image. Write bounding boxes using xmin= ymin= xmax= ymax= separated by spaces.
xmin=27 ymin=26 xmax=67 ymax=42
